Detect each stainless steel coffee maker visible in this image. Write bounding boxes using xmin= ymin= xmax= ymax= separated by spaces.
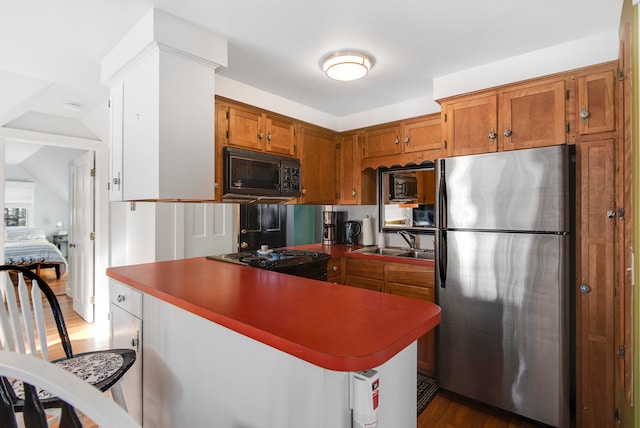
xmin=322 ymin=211 xmax=344 ymax=245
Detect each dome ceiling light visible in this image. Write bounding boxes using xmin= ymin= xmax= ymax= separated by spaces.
xmin=321 ymin=51 xmax=374 ymax=82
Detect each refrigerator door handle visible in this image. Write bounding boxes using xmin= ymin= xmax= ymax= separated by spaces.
xmin=435 ymin=159 xmax=446 ymax=229
xmin=438 ymin=229 xmax=447 ymax=287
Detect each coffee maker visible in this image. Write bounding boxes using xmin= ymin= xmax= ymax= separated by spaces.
xmin=322 ymin=211 xmax=344 ymax=245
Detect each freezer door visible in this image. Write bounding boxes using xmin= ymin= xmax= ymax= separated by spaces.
xmin=436 ymin=230 xmax=569 ymax=427
xmin=442 ymin=145 xmax=569 ymax=232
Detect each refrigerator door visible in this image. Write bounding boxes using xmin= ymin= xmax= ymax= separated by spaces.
xmin=436 ymin=230 xmax=568 ymax=427
xmin=441 ymin=145 xmax=568 ymax=232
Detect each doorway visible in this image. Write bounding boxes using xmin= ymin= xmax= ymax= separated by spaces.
xmin=239 ymin=204 xmax=286 ymax=251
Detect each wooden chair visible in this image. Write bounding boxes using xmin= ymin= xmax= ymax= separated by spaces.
xmin=0 ymin=265 xmax=136 ymax=420
xmin=0 ymin=351 xmax=140 ymax=428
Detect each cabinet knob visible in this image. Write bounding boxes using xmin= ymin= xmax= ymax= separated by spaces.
xmin=351 ymin=189 xmax=357 ymax=197
xmin=394 ymin=137 xmax=399 ymax=145
xmin=116 ymin=294 xmax=125 ymax=303
xmin=258 ymin=131 xmax=264 ymax=140
xmin=404 ymin=136 xmax=409 ymax=145
xmin=267 ymin=133 xmax=272 ymax=142
xmin=579 ymin=282 xmax=591 ymax=295
xmin=113 ymin=177 xmax=120 ymax=185
xmin=301 ymin=188 xmax=307 ymax=195
xmin=332 ymin=266 xmax=338 ymax=272
xmin=503 ymin=126 xmax=512 ymax=139
xmin=488 ymin=128 xmax=496 ymax=143
xmin=240 ymin=241 xmax=248 ymax=249
xmin=130 ymin=338 xmax=138 ymax=347
xmin=580 ymin=106 xmax=590 ymax=122
xmin=69 ymin=243 xmax=76 ymax=248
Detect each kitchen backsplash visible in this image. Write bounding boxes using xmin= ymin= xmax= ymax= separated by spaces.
xmin=322 ymin=205 xmax=435 ymax=250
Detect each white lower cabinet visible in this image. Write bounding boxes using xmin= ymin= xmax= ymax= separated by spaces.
xmin=109 ymin=280 xmax=143 ymax=424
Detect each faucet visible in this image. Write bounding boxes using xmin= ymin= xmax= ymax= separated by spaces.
xmin=398 ymin=231 xmax=417 ymax=250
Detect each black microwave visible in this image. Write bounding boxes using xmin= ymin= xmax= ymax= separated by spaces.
xmin=223 ymin=147 xmax=301 ymax=202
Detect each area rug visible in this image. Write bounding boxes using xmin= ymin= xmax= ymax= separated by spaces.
xmin=417 ymin=373 xmax=438 ymax=416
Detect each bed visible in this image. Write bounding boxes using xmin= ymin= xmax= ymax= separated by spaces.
xmin=4 ymin=229 xmax=68 ymax=278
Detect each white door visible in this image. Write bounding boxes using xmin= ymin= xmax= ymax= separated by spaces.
xmin=69 ymin=151 xmax=95 ymax=323
xmin=184 ymin=203 xmax=236 ymax=257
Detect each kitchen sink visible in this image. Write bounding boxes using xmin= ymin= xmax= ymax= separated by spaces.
xmin=353 ymin=246 xmax=434 ymax=260
xmin=401 ymin=250 xmax=434 ymax=260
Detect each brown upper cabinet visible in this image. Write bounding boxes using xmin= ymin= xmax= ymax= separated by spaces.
xmin=227 ymin=103 xmax=297 ymax=157
xmin=361 ymin=114 xmax=442 ymax=169
xmin=441 ymin=77 xmax=567 ymax=156
xmin=363 ymin=123 xmax=402 ymax=158
xmin=297 ymin=125 xmax=336 ymax=204
xmin=336 ymin=132 xmax=376 ymax=205
xmin=498 ymin=79 xmax=566 ymax=151
xmin=441 ymin=94 xmax=498 ymax=157
xmin=577 ymin=69 xmax=615 ymax=135
xmin=402 ymin=116 xmax=442 ymax=156
xmin=363 ymin=116 xmax=441 ymax=159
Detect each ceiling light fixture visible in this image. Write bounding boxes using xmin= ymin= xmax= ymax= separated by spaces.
xmin=321 ymin=51 xmax=374 ymax=82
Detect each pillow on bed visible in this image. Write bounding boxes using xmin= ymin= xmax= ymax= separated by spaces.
xmin=4 ymin=228 xmax=47 ymax=241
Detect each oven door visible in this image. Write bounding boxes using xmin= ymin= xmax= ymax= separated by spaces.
xmin=224 ymin=147 xmax=282 ymax=197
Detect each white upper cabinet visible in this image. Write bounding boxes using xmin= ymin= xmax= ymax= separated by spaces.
xmin=102 ymin=9 xmax=228 ymax=201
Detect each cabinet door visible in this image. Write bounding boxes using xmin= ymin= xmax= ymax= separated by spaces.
xmin=337 ymin=133 xmax=377 ymax=205
xmin=327 ymin=258 xmax=343 ymax=284
xmin=110 ymin=303 xmax=142 ymax=424
xmin=387 ymin=282 xmax=435 ymax=374
xmin=122 ymin=52 xmax=159 ymax=200
xmin=578 ymin=71 xmax=615 ymax=135
xmin=265 ymin=115 xmax=296 ymax=156
xmin=577 ymin=139 xmax=616 ymax=428
xmin=363 ymin=125 xmax=402 ymax=158
xmin=498 ymin=80 xmax=566 ymax=150
xmin=401 ymin=116 xmax=441 ymax=155
xmin=109 ymin=81 xmax=124 ymax=201
xmin=386 ymin=262 xmax=435 ymax=374
xmin=443 ymin=94 xmax=498 ymax=156
xmin=337 ymin=132 xmax=358 ymax=204
xmin=298 ymin=126 xmax=336 ymax=204
xmin=228 ymin=106 xmax=264 ymax=151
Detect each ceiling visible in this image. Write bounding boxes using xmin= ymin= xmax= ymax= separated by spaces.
xmin=0 ymin=0 xmax=624 ymax=140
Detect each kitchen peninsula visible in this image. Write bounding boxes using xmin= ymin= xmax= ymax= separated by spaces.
xmin=107 ymin=256 xmax=440 ymax=427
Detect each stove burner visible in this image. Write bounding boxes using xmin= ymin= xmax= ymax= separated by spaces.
xmin=206 ymin=248 xmax=331 ymax=280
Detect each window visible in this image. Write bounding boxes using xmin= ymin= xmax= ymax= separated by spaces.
xmin=4 ymin=181 xmax=35 ymax=228
xmin=4 ymin=208 xmax=27 ymax=227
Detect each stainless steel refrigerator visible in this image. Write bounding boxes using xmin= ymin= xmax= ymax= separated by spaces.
xmin=435 ymin=145 xmax=571 ymax=427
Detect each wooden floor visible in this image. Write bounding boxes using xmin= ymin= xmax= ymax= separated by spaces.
xmin=42 ymin=270 xmax=549 ymax=427
xmin=418 ymin=389 xmax=549 ymax=428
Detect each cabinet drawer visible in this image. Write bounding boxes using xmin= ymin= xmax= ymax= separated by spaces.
xmin=345 ymin=258 xmax=384 ymax=280
xmin=109 ymin=280 xmax=142 ymax=319
xmin=386 ymin=263 xmax=434 ymax=288
xmin=388 ymin=282 xmax=433 ymax=302
xmin=327 ymin=258 xmax=342 ymax=277
xmin=346 ymin=275 xmax=383 ymax=292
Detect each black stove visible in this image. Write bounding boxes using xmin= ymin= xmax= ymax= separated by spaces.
xmin=207 ymin=248 xmax=331 ymax=281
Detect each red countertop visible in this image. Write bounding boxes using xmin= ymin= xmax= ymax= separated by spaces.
xmin=106 ymin=256 xmax=440 ymax=372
